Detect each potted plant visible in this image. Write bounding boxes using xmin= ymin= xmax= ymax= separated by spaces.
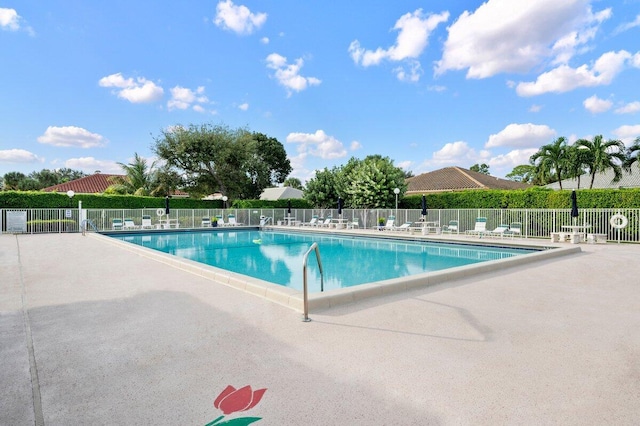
xmin=212 ymin=217 xmax=218 ymax=227
xmin=378 ymin=217 xmax=385 ymax=230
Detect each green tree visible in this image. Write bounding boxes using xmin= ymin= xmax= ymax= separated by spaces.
xmin=283 ymin=177 xmax=303 ymax=190
xmin=470 ymin=163 xmax=490 ymax=175
xmin=109 ymin=153 xmax=157 ymax=195
xmin=304 ymin=167 xmax=339 ymax=209
xmin=342 ymin=155 xmax=406 ymax=209
xmin=29 ymin=169 xmax=61 ymax=188
xmin=2 ymin=172 xmax=26 ymax=190
xmin=530 ymin=137 xmax=568 ymax=189
xmin=563 ymin=143 xmax=590 ymax=188
xmin=153 ymin=124 xmax=290 ymax=201
xmin=575 ymin=135 xmax=625 ymax=189
xmin=505 ymin=164 xmax=536 ymax=183
xmin=623 ymin=136 xmax=640 ymax=172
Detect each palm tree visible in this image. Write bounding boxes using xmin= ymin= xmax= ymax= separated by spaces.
xmin=575 ymin=135 xmax=625 ymax=189
xmin=111 ymin=153 xmax=157 ymax=195
xmin=623 ymin=136 xmax=640 ymax=171
xmin=564 ymin=144 xmax=590 ymax=189
xmin=530 ymin=137 xmax=568 ymax=188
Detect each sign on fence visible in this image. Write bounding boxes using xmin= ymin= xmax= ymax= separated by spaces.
xmin=6 ymin=211 xmax=27 ymax=233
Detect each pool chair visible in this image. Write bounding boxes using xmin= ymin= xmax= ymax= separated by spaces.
xmin=123 ymin=218 xmax=138 ymax=230
xmin=346 ymin=218 xmax=360 ymax=229
xmin=393 ymin=222 xmax=412 ymax=232
xmin=141 ymin=215 xmax=154 ymax=229
xmin=441 ymin=220 xmax=459 ymax=234
xmin=509 ymin=222 xmax=523 ymax=237
xmin=228 ymin=214 xmax=243 ymax=226
xmin=486 ymin=224 xmax=511 ymax=238
xmin=465 ymin=217 xmax=487 ymax=237
xmin=381 ymin=216 xmax=396 ymax=231
xmin=319 ymin=216 xmax=333 ymax=227
xmin=112 ymin=218 xmax=124 ymax=230
xmin=303 ymin=215 xmax=319 ymax=227
xmin=216 ymin=217 xmax=226 ymax=227
xmin=201 ymin=217 xmax=211 ymax=227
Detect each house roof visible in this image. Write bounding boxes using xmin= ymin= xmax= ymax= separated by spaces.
xmin=42 ymin=173 xmax=122 ymax=194
xmin=42 ymin=173 xmax=189 ymax=197
xmin=545 ymin=168 xmax=640 ymax=190
xmin=406 ymin=166 xmax=531 ymax=194
xmin=259 ymin=186 xmax=304 ymax=200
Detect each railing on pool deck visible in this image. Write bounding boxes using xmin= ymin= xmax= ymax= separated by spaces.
xmin=1 ymin=207 xmax=639 ymax=243
xmin=302 ymin=242 xmax=324 ymax=322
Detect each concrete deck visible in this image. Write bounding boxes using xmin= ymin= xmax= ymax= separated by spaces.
xmin=2 ymin=232 xmax=639 ymax=425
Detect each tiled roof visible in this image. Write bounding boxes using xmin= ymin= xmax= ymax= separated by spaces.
xmin=406 ymin=166 xmax=531 ymax=194
xmin=42 ymin=173 xmax=190 ymax=196
xmin=42 ymin=174 xmax=123 ymax=193
xmin=545 ymin=168 xmax=640 ymax=189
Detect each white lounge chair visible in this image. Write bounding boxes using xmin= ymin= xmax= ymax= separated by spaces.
xmin=319 ymin=216 xmax=332 ymax=227
xmin=382 ymin=216 xmax=396 ymax=231
xmin=347 ymin=218 xmax=360 ymax=229
xmin=141 ymin=215 xmax=154 ymax=229
xmin=508 ymin=222 xmax=522 ymax=237
xmin=112 ymin=218 xmax=124 ymax=230
xmin=394 ymin=222 xmax=412 ymax=232
xmin=201 ymin=217 xmax=211 ymax=227
xmin=486 ymin=224 xmax=511 ymax=238
xmin=465 ymin=217 xmax=487 ymax=237
xmin=303 ymin=216 xmax=319 ymax=227
xmin=441 ymin=220 xmax=459 ymax=234
xmin=216 ymin=217 xmax=226 ymax=227
xmin=123 ymin=218 xmax=138 ymax=230
xmin=228 ymin=214 xmax=243 ymax=226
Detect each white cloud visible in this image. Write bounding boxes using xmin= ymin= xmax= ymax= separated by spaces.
xmin=350 ymin=140 xmax=362 ymax=151
xmin=394 ymin=60 xmax=423 ymax=82
xmin=214 ymin=0 xmax=266 ymax=35
xmin=583 ymin=95 xmax=612 ymax=114
xmin=417 ymin=141 xmax=489 ymax=172
xmin=0 ymin=7 xmax=34 ymax=35
xmin=98 ymin=72 xmax=164 ymax=103
xmin=613 ymin=125 xmax=640 ymax=144
xmin=485 ymin=123 xmax=556 ymax=148
xmin=489 ymin=148 xmax=539 ymax=168
xmin=266 ymin=53 xmax=321 ymax=96
xmin=286 ymin=130 xmax=347 ymax=159
xmin=615 ymin=101 xmax=640 ymax=114
xmin=63 ymin=157 xmax=121 ymax=174
xmin=260 ymin=37 xmax=269 ymax=45
xmin=37 ymin=126 xmax=107 ymax=148
xmin=167 ymin=86 xmax=209 ymax=111
xmin=238 ymin=103 xmax=249 ymax=111
xmin=349 ymin=9 xmax=448 ymax=81
xmin=516 ymin=50 xmax=633 ymax=96
xmin=529 ymin=104 xmax=543 ymax=112
xmin=0 ymin=148 xmax=42 ymax=163
xmin=614 ymin=14 xmax=640 ymax=34
xmin=436 ymin=0 xmax=609 ymax=79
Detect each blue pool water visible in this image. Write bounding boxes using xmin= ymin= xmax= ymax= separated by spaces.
xmin=112 ymin=230 xmax=537 ymax=292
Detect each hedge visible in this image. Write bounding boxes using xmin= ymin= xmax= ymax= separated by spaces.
xmin=2 ymin=188 xmax=639 ymax=210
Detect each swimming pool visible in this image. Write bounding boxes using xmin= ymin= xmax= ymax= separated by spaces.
xmin=111 ymin=229 xmax=538 ymax=292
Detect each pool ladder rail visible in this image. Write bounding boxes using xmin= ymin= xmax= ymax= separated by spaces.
xmin=302 ymin=242 xmax=324 ymax=322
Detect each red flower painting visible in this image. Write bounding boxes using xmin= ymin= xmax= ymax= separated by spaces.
xmin=206 ymin=385 xmax=267 ymax=425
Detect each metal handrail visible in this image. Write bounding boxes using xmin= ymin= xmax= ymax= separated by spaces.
xmin=81 ymin=219 xmax=98 ymax=235
xmin=302 ymin=242 xmax=323 ymax=322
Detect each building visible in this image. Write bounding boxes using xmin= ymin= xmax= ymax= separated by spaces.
xmin=406 ymin=167 xmax=531 ymax=195
xmin=259 ymin=186 xmax=304 ymax=200
xmin=545 ymin=168 xmax=640 ymax=190
xmin=42 ymin=173 xmax=189 ymax=197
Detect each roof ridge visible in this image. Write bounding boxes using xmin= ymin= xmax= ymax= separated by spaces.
xmin=454 ymin=167 xmax=486 ymax=189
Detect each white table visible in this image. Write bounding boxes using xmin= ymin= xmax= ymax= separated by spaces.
xmin=553 ymin=224 xmax=591 ymax=243
xmin=330 ymin=218 xmax=349 ymax=229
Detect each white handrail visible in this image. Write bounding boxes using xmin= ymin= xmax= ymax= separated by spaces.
xmin=302 ymin=242 xmax=323 ymax=322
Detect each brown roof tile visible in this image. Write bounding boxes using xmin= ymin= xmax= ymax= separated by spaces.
xmin=42 ymin=174 xmax=123 ymax=194
xmin=406 ymin=167 xmax=530 ymax=194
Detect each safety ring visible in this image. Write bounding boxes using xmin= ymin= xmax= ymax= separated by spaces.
xmin=610 ymin=213 xmax=628 ymax=229
xmin=156 ymin=208 xmax=165 ymax=217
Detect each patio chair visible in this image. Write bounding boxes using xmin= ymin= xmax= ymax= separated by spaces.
xmin=393 ymin=222 xmax=412 ymax=232
xmin=201 ymin=217 xmax=211 ymax=227
xmin=382 ymin=215 xmax=396 ymax=231
xmin=123 ymin=218 xmax=138 ymax=230
xmin=319 ymin=216 xmax=333 ymax=227
xmin=112 ymin=218 xmax=124 ymax=230
xmin=441 ymin=220 xmax=459 ymax=234
xmin=302 ymin=215 xmax=319 ymax=227
xmin=509 ymin=222 xmax=522 ymax=237
xmin=228 ymin=214 xmax=243 ymax=226
xmin=486 ymin=224 xmax=511 ymax=238
xmin=141 ymin=215 xmax=154 ymax=229
xmin=216 ymin=217 xmax=226 ymax=227
xmin=465 ymin=217 xmax=487 ymax=237
xmin=347 ymin=218 xmax=360 ymax=229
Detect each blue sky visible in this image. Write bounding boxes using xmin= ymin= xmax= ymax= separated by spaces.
xmin=1 ymin=0 xmax=640 ymax=182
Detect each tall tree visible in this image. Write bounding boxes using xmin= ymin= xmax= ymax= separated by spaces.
xmin=575 ymin=135 xmax=625 ymax=189
xmin=110 ymin=153 xmax=157 ymax=195
xmin=342 ymin=155 xmax=406 ymax=209
xmin=304 ymin=167 xmax=339 ymax=209
xmin=2 ymin=172 xmax=26 ymax=190
xmin=153 ymin=123 xmax=290 ymax=200
xmin=530 ymin=137 xmax=568 ymax=189
xmin=623 ymin=136 xmax=640 ymax=172
xmin=283 ymin=177 xmax=303 ymax=190
xmin=505 ymin=164 xmax=536 ymax=183
xmin=470 ymin=163 xmax=490 ymax=175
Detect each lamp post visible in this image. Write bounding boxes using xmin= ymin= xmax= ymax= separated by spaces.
xmin=222 ymin=195 xmax=228 ymax=209
xmin=393 ymin=187 xmax=400 ymax=221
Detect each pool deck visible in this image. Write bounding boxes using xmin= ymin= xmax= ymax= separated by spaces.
xmin=2 ymin=231 xmax=640 ymax=425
